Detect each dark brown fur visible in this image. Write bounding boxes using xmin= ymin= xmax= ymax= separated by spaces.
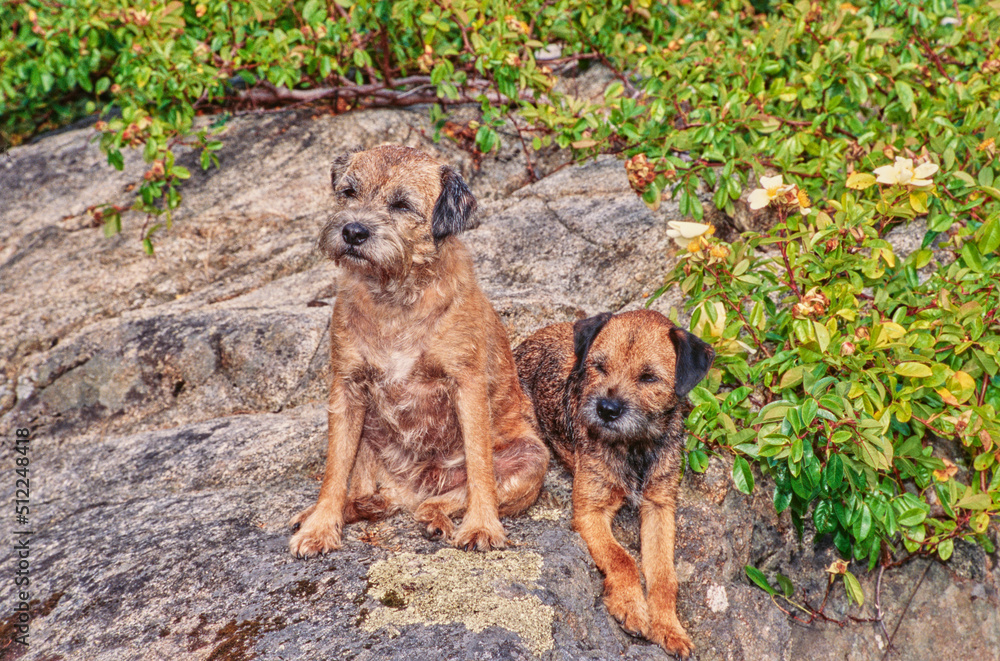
xmin=514 ymin=310 xmax=714 ymax=657
xmin=289 ymin=145 xmax=549 ymax=556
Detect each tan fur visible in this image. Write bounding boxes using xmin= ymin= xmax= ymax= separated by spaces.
xmin=514 ymin=310 xmax=713 ymax=658
xmin=289 ymin=145 xmax=549 ymax=556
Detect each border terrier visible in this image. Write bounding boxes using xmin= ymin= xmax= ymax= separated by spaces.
xmin=514 ymin=309 xmax=714 ymax=657
xmin=289 ymin=145 xmax=549 ymax=556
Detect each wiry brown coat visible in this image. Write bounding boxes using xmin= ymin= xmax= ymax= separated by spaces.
xmin=289 ymin=146 xmax=548 ymax=556
xmin=514 ymin=310 xmax=714 ymax=658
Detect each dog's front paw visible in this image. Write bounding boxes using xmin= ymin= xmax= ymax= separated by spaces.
xmin=288 ymin=504 xmax=316 ymax=529
xmin=603 ymin=582 xmax=650 ymax=638
xmin=452 ymin=516 xmax=507 ymax=551
xmin=648 ymin=618 xmax=693 ymax=658
xmin=288 ymin=507 xmax=342 ymax=557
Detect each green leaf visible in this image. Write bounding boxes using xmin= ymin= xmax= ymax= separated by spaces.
xmin=108 ymin=149 xmax=124 ymax=171
xmin=732 ymin=456 xmax=754 ymax=495
xmin=962 ymin=241 xmax=985 ymax=273
xmin=744 ymin=566 xmax=776 ymax=595
xmin=895 ymin=362 xmax=932 ymax=378
xmin=774 ymin=489 xmax=792 ymax=514
xmin=853 ymin=503 xmax=872 ymax=541
xmin=843 ymin=571 xmax=864 ymax=606
xmin=978 ymin=217 xmax=1000 ymax=255
xmin=954 ymin=493 xmax=992 ymax=510
xmin=938 ymin=538 xmax=954 ymax=561
xmin=895 ymin=81 xmax=915 ymax=114
xmin=952 ymin=171 xmax=976 ymax=187
xmin=813 ymin=321 xmax=830 ymax=353
xmin=896 ymin=507 xmax=927 ymax=527
xmin=688 ymin=449 xmax=709 ymax=474
xmin=775 ymin=573 xmax=795 ymax=598
xmin=825 ymin=454 xmax=844 ymax=490
xmin=813 ymin=500 xmax=837 ymax=534
xmin=846 ymin=172 xmax=876 ymax=190
xmin=779 ymin=367 xmax=804 ymax=390
xmin=978 ymin=166 xmax=995 ymax=188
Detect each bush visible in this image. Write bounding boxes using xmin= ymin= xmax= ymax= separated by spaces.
xmin=656 ymin=161 xmax=999 ymax=604
xmin=5 ymin=1 xmax=997 ymax=250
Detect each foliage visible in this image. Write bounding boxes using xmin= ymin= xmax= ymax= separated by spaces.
xmin=655 ymin=155 xmax=1000 ymax=605
xmin=4 ymin=0 xmax=999 ymax=251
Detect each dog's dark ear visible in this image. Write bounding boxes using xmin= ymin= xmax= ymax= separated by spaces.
xmin=572 ymin=312 xmax=613 ymax=376
xmin=669 ymin=328 xmax=715 ymax=398
xmin=432 ymin=166 xmax=478 ymax=240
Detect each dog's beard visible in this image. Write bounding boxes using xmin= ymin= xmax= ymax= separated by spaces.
xmin=320 ymin=224 xmax=412 ymax=287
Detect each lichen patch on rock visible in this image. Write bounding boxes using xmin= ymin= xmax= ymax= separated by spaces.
xmin=362 ymin=548 xmax=555 ymax=655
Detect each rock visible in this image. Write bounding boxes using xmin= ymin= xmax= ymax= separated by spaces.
xmin=1 ymin=107 xmax=997 ymax=661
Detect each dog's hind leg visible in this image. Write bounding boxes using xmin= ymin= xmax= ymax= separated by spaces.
xmin=414 ymin=488 xmax=466 ymax=541
xmin=343 ymin=442 xmax=394 ymax=523
xmin=494 ymin=431 xmax=550 ymax=517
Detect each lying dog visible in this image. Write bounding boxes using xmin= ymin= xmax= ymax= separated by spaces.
xmin=514 ymin=309 xmax=714 ymax=657
xmin=289 ymin=145 xmax=548 ymax=556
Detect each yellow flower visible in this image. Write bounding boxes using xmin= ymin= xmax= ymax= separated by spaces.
xmin=709 ymin=244 xmax=729 ymax=260
xmin=872 ymin=157 xmax=938 ymax=187
xmin=797 ymin=189 xmax=812 ymax=216
xmin=748 ymin=175 xmax=792 ymax=210
xmin=977 ymin=137 xmax=996 ymax=159
xmin=667 ymin=221 xmax=712 ymax=249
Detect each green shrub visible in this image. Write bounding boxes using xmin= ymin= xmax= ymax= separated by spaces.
xmin=3 ymin=1 xmax=998 ymax=249
xmin=655 ymin=159 xmax=999 ymax=603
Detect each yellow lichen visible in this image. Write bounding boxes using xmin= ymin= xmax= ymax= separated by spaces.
xmin=362 ymin=548 xmax=554 ymax=655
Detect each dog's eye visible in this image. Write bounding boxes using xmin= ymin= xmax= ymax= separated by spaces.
xmin=639 ymin=372 xmax=660 ymax=383
xmin=339 ymin=187 xmax=356 ymax=199
xmin=592 ymin=362 xmax=607 ymax=375
xmin=390 ymin=200 xmax=413 ymax=213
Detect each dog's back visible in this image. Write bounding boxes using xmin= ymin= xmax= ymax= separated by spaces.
xmin=512 ymin=322 xmax=577 ymax=466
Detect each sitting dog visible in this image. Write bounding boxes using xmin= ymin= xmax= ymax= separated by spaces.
xmin=289 ymin=145 xmax=548 ymax=556
xmin=514 ymin=309 xmax=714 ymax=657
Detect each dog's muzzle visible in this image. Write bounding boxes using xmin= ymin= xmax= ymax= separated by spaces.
xmin=596 ymin=397 xmax=625 ymax=423
xmin=342 ymin=222 xmax=371 ymax=246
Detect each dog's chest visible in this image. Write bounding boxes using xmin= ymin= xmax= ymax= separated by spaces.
xmin=357 ymin=341 xmax=461 ymax=453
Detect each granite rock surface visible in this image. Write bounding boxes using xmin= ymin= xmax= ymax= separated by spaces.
xmin=1 ymin=105 xmax=997 ymax=661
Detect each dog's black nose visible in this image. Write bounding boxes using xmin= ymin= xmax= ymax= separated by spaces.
xmin=342 ymin=222 xmax=370 ymax=246
xmin=596 ymin=398 xmax=625 ymax=422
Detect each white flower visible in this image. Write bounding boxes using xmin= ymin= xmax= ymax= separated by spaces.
xmin=666 ymin=221 xmax=712 ymax=249
xmin=748 ymin=175 xmax=792 ymax=210
xmin=872 ymin=157 xmax=938 ymax=187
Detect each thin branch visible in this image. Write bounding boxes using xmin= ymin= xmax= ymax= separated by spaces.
xmin=881 ymin=560 xmax=932 ymax=660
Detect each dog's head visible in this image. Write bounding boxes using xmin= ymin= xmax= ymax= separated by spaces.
xmin=318 ymin=145 xmax=478 ymax=283
xmin=570 ymin=310 xmax=714 ymax=443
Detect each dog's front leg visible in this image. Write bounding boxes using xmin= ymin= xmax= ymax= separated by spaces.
xmin=640 ymin=471 xmax=693 ymax=658
xmin=572 ymin=458 xmax=650 ymax=637
xmin=289 ymin=374 xmax=364 ymax=557
xmin=452 ymin=375 xmax=507 ymax=551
